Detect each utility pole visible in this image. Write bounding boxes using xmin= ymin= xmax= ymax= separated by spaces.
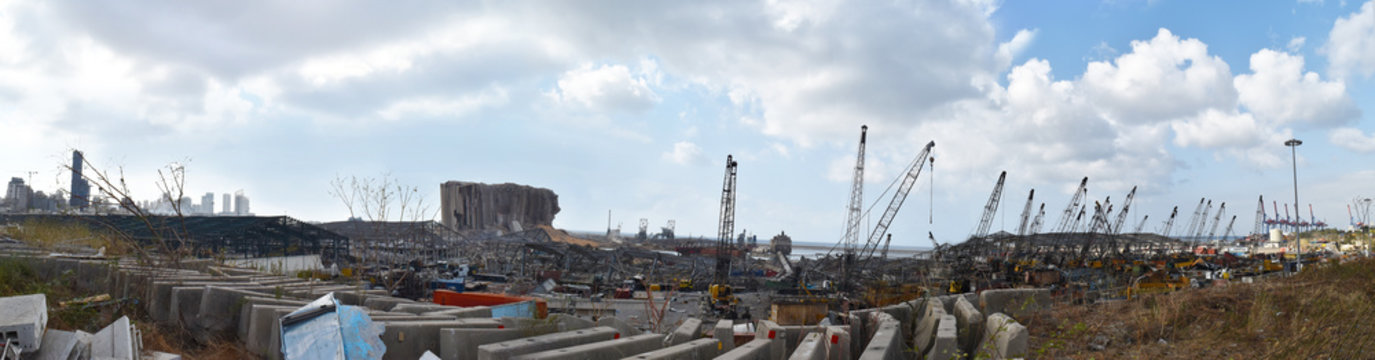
xmin=1285 ymin=138 xmax=1302 ymax=273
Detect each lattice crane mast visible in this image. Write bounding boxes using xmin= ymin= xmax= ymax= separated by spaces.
xmin=1028 ymin=203 xmax=1047 ymax=234
xmin=713 ymin=155 xmax=738 ymax=286
xmin=1206 ymin=202 xmax=1226 ymax=244
xmin=1055 ymin=177 xmax=1089 ymax=233
xmin=1016 ymin=189 xmax=1035 ymax=236
xmin=1254 ymin=195 xmax=1266 ymax=236
xmin=1111 ymin=186 xmax=1137 ymax=234
xmin=1183 ymin=199 xmax=1207 ymax=240
xmin=1160 ymin=206 xmax=1179 ymax=237
xmin=973 ymin=171 xmax=1007 ymax=238
xmin=1134 ymin=215 xmax=1149 ymax=233
xmin=1193 ymin=201 xmax=1215 ymax=241
xmin=842 ymin=126 xmax=867 ymax=261
xmin=1221 ymin=215 xmax=1237 ymax=244
xmin=857 ymin=141 xmax=935 ymax=260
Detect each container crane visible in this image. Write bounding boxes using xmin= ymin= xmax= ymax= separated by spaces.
xmin=973 ymin=171 xmax=1007 ymax=238
xmin=1016 ymin=189 xmax=1035 ymax=236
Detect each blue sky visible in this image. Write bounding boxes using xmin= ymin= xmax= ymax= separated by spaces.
xmin=1 ymin=0 xmax=1373 ymax=248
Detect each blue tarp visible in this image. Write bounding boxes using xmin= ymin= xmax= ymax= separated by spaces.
xmin=280 ymin=293 xmax=386 ymax=360
xmin=490 ymin=300 xmax=536 ymax=318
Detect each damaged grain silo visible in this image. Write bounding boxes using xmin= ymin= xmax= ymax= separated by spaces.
xmin=440 ymin=181 xmax=560 ymax=233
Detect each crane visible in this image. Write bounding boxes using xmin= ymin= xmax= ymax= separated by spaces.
xmin=713 ymin=155 xmax=738 ymax=286
xmin=1183 ymin=199 xmax=1207 ymax=241
xmin=1206 ymin=202 xmax=1226 ymax=244
xmin=710 ymin=155 xmax=739 ymax=316
xmin=1160 ymin=206 xmax=1179 ymax=238
xmin=856 ymin=141 xmax=935 ymax=260
xmin=1016 ymin=189 xmax=1035 ymax=236
xmin=842 ymin=125 xmax=867 ymax=261
xmin=973 ymin=171 xmax=1007 ymax=238
xmin=1028 ymin=203 xmax=1046 ymax=234
xmin=1134 ymin=215 xmax=1149 ymax=233
xmin=1111 ymin=186 xmax=1138 ymax=234
xmin=1253 ymin=195 xmax=1265 ymax=236
xmin=1220 ymin=215 xmax=1237 ymax=245
xmin=1193 ymin=201 xmax=1215 ymax=242
xmin=1055 ymin=178 xmax=1089 ymax=233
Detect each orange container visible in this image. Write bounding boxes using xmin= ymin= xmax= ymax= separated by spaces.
xmin=432 ymin=290 xmax=548 ymax=318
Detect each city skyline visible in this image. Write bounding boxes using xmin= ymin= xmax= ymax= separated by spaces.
xmin=1 ymin=1 xmax=1373 ymax=246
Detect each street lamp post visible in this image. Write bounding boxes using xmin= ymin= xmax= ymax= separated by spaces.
xmin=1285 ymin=138 xmax=1302 ymax=273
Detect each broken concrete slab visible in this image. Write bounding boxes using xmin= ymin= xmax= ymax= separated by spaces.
xmin=90 ymin=316 xmax=139 ymax=360
xmin=28 ymin=329 xmax=77 ymax=360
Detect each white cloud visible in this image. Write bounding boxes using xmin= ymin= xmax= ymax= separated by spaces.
xmin=1323 ymin=1 xmax=1375 ymax=78
xmin=1234 ymin=49 xmax=1358 ymax=126
xmin=663 ymin=141 xmax=703 ymax=165
xmin=995 ymin=29 xmax=1038 ymax=70
xmin=555 ymin=63 xmax=660 ymax=112
xmin=1288 ymin=36 xmax=1306 ymax=52
xmin=1171 ymin=110 xmax=1268 ymax=149
xmin=1081 ymin=29 xmax=1237 ymax=125
xmin=1330 ymin=127 xmax=1375 ymax=152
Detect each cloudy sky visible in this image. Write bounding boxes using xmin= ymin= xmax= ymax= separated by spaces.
xmin=3 ymin=0 xmax=1374 ymax=247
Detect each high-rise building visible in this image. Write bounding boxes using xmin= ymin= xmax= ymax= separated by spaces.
xmin=222 ymin=194 xmax=232 ymax=214
xmin=201 ymin=192 xmax=215 ymax=215
xmin=69 ymin=150 xmax=90 ymax=209
xmin=5 ymin=177 xmax=32 ymax=212
xmin=234 ymin=190 xmax=250 ymax=215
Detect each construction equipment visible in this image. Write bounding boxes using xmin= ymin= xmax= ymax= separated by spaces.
xmin=1206 ymin=203 xmax=1227 ymax=245
xmin=1028 ymin=203 xmax=1046 ymax=234
xmin=1183 ymin=198 xmax=1207 ymax=240
xmin=1017 ymin=189 xmax=1035 ymax=236
xmin=1220 ymin=215 xmax=1237 ymax=245
xmin=856 ymin=141 xmax=935 ymax=261
xmin=841 ymin=126 xmax=867 ymax=290
xmin=1160 ymin=206 xmax=1179 ymax=238
xmin=1055 ymin=177 xmax=1089 ymax=233
xmin=1254 ymin=195 xmax=1266 ymax=236
xmin=711 ymin=155 xmax=739 ymax=316
xmin=1134 ymin=215 xmax=1149 ymax=233
xmin=1111 ymin=186 xmax=1137 ymax=234
xmin=973 ymin=171 xmax=1007 ymax=238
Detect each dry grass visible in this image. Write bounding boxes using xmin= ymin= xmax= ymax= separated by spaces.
xmin=1027 ymin=258 xmax=1375 ymax=359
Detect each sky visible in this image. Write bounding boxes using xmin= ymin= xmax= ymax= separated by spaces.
xmin=2 ymin=0 xmax=1374 ymax=248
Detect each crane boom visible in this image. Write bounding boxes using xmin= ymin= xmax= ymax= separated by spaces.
xmin=1017 ymin=189 xmax=1035 ymax=235
xmin=1221 ymin=215 xmax=1237 ymax=244
xmin=1111 ymin=187 xmax=1137 ymax=234
xmin=1193 ymin=201 xmax=1214 ymax=241
xmin=1254 ymin=195 xmax=1265 ymax=236
xmin=1161 ymin=206 xmax=1179 ymax=237
xmin=973 ymin=171 xmax=1008 ymax=238
xmin=858 ymin=141 xmax=935 ymax=260
xmin=1055 ymin=177 xmax=1089 ymax=233
xmin=1134 ymin=215 xmax=1149 ymax=233
xmin=713 ymin=155 xmax=738 ymax=285
xmin=1206 ymin=202 xmax=1226 ymax=243
xmin=1183 ymin=199 xmax=1207 ymax=240
xmin=1028 ymin=203 xmax=1046 ymax=234
xmin=843 ymin=126 xmax=867 ymax=257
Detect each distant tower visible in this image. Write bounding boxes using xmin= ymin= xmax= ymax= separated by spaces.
xmin=201 ymin=192 xmax=214 ymax=215
xmin=234 ymin=190 xmax=250 ymax=215
xmin=6 ymin=177 xmax=31 ymax=212
xmin=69 ymin=150 xmax=90 ymax=208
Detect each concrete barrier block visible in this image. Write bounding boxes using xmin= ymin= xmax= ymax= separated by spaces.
xmin=393 ymin=303 xmax=456 ymax=315
xmin=822 ymin=326 xmax=850 ymax=360
xmin=715 ymin=320 xmax=736 ymax=352
xmin=952 ymin=296 xmax=983 ymax=355
xmin=978 ymin=289 xmax=1050 ymax=320
xmin=439 ymin=325 xmax=561 ymax=360
xmin=509 ymin=333 xmax=664 ymax=360
xmin=663 ymin=318 xmax=702 ymax=347
xmin=713 ymin=338 xmax=771 ymax=360
xmin=755 ymin=320 xmax=786 ymax=360
xmin=912 ymin=299 xmax=947 ymax=355
xmin=168 ymin=286 xmax=205 ymax=329
xmin=624 ymin=337 xmax=720 ymax=360
xmin=237 ymin=296 xmax=310 ymax=342
xmin=777 ymin=325 xmax=826 ymax=358
xmin=786 ymin=332 xmax=825 ymax=360
xmin=477 ymin=326 xmax=619 ymax=360
xmin=978 ymin=313 xmax=1028 ymax=360
xmin=923 ymin=314 xmax=958 ymax=360
xmin=598 ymin=316 xmax=644 ymax=336
xmin=385 ymin=320 xmax=517 ymax=360
xmin=244 ymin=305 xmax=296 ymax=358
xmin=195 ymin=286 xmax=272 ymax=342
xmin=363 ymin=295 xmax=418 ymax=311
xmin=423 ymin=306 xmax=493 ymax=319
xmin=856 ymin=316 xmax=901 ymax=360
